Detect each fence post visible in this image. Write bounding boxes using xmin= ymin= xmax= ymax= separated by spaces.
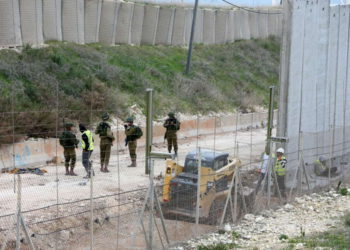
xmin=16 ymin=174 xmax=21 ymax=250
xmin=90 ymin=162 xmax=94 ymax=249
xmin=195 ymin=147 xmax=202 ymax=230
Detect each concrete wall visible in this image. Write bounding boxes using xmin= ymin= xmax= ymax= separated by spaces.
xmin=0 ymin=111 xmax=275 ymax=170
xmin=0 ymin=0 xmax=21 ymax=46
xmin=0 ymin=0 xmax=282 ymax=47
xmin=42 ymin=0 xmax=62 ymax=41
xmin=278 ymin=0 xmax=350 ymax=189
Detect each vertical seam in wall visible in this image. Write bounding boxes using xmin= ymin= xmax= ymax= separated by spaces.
xmin=153 ymin=7 xmax=160 ymax=45
xmin=112 ymin=1 xmax=119 ymax=45
xmin=167 ymin=8 xmax=175 ymax=45
xmin=35 ymin=0 xmax=38 ymax=44
xmin=128 ymin=3 xmax=134 ymax=44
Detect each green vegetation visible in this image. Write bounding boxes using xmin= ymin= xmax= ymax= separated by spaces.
xmin=197 ymin=242 xmax=237 ymax=250
xmin=0 ymin=37 xmax=280 ymax=143
xmin=287 ymin=231 xmax=350 ymax=249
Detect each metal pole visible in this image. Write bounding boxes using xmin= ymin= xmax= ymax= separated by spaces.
xmin=195 ymin=147 xmax=202 ymax=228
xmin=234 ymin=112 xmax=239 ymax=157
xmin=145 ymin=89 xmax=153 ymax=175
xmin=90 ymin=163 xmax=94 ymax=250
xmin=233 ymin=173 xmax=238 ymax=222
xmin=148 ymin=159 xmax=155 ymax=249
xmin=267 ymin=141 xmax=273 ymax=208
xmin=16 ymin=174 xmax=21 ymax=250
xmin=185 ymin=0 xmax=199 ymax=74
xmin=267 ymin=86 xmax=275 ymax=142
xmin=250 ymin=113 xmax=253 ymax=169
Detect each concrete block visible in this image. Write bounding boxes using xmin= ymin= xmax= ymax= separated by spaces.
xmin=155 ymin=6 xmax=174 ymax=45
xmin=19 ymin=0 xmax=43 ymax=45
xmin=130 ymin=3 xmax=144 ymax=45
xmin=141 ymin=5 xmax=159 ymax=45
xmin=257 ymin=11 xmax=268 ymax=39
xmin=0 ymin=0 xmax=21 ymax=46
xmin=99 ymin=0 xmax=118 ymax=44
xmin=233 ymin=10 xmax=242 ymax=40
xmin=184 ymin=8 xmax=193 ymax=45
xmin=42 ymin=0 xmax=62 ymax=41
xmin=203 ymin=9 xmax=215 ymax=45
xmin=248 ymin=12 xmax=259 ymax=39
xmin=267 ymin=10 xmax=279 ymax=36
xmin=193 ymin=8 xmax=203 ymax=43
xmin=115 ymin=2 xmax=134 ymax=44
xmin=84 ymin=0 xmax=102 ymax=44
xmin=171 ymin=7 xmax=186 ymax=46
xmin=215 ymin=10 xmax=228 ymax=44
xmin=226 ymin=10 xmax=234 ymax=43
xmin=241 ymin=11 xmax=251 ymax=40
xmin=62 ymin=0 xmax=85 ymax=43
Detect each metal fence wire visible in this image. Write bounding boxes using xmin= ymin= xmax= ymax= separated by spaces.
xmin=0 ymin=84 xmax=349 ymax=249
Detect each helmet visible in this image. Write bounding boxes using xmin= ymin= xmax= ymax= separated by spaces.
xmin=168 ymin=112 xmax=175 ymax=117
xmin=102 ymin=113 xmax=109 ymax=121
xmin=64 ymin=122 xmax=74 ymax=128
xmin=126 ymin=117 xmax=134 ymax=123
xmin=276 ymin=148 xmax=285 ymax=154
xmin=319 ymin=156 xmax=327 ymax=163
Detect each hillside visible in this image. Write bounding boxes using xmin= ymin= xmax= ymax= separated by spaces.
xmin=0 ymin=37 xmax=280 ymax=143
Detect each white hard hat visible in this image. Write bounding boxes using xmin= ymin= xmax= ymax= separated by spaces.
xmin=276 ymin=148 xmax=285 ymax=154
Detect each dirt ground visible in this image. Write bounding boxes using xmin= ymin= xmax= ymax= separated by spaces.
xmin=0 ymin=126 xmax=267 ymax=249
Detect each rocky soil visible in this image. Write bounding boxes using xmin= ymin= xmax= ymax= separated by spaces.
xmin=176 ymin=188 xmax=350 ymax=249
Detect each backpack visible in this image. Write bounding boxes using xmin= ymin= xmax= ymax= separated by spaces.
xmin=97 ymin=122 xmax=110 ymax=137
xmin=134 ymin=126 xmax=143 ymax=139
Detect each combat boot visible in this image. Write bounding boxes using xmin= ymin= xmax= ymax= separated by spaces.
xmin=127 ymin=160 xmax=137 ymax=167
xmin=70 ymin=167 xmax=77 ymax=176
xmin=65 ymin=166 xmax=70 ymax=175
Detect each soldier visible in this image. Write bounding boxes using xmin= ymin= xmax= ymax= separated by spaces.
xmin=59 ymin=123 xmax=79 ymax=176
xmin=95 ymin=113 xmax=115 ymax=173
xmin=124 ymin=117 xmax=143 ymax=167
xmin=79 ymin=124 xmax=94 ymax=178
xmin=313 ymin=156 xmax=338 ymax=177
xmin=163 ymin=112 xmax=180 ymax=156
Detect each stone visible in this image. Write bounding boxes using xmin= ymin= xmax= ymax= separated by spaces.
xmin=244 ymin=214 xmax=255 ymax=221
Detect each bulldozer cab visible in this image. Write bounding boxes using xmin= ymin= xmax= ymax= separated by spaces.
xmin=161 ymin=149 xmax=239 ymax=221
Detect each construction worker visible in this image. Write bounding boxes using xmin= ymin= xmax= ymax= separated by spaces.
xmin=163 ymin=112 xmax=180 ymax=156
xmin=313 ymin=156 xmax=337 ymax=177
xmin=274 ymin=147 xmax=287 ymax=197
xmin=59 ymin=123 xmax=79 ymax=176
xmin=95 ymin=113 xmax=115 ymax=173
xmin=255 ymin=145 xmax=270 ymax=193
xmin=124 ymin=117 xmax=143 ymax=167
xmin=79 ymin=124 xmax=94 ymax=178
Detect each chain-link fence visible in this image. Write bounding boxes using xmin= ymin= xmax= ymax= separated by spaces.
xmin=0 ymin=84 xmax=348 ymax=249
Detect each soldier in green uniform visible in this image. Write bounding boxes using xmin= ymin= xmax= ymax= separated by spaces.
xmin=59 ymin=123 xmax=79 ymax=176
xmin=95 ymin=113 xmax=115 ymax=173
xmin=124 ymin=117 xmax=142 ymax=167
xmin=163 ymin=112 xmax=180 ymax=156
xmin=313 ymin=156 xmax=338 ymax=177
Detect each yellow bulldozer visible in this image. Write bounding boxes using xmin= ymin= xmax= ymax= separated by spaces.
xmin=161 ymin=149 xmax=241 ymax=224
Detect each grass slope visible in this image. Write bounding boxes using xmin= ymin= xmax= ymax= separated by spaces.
xmin=0 ymin=37 xmax=280 ymax=143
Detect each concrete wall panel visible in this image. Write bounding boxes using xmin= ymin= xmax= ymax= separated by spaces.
xmin=193 ymin=8 xmax=203 ymax=43
xmin=215 ymin=10 xmax=228 ymax=44
xmin=141 ymin=5 xmax=159 ymax=45
xmin=42 ymin=0 xmax=62 ymax=41
xmin=233 ymin=10 xmax=242 ymax=40
xmin=284 ymin=0 xmax=306 ymax=187
xmin=19 ymin=0 xmax=43 ymax=45
xmin=315 ymin=0 xmax=330 ymax=156
xmin=99 ymin=0 xmax=118 ymax=44
xmin=258 ymin=12 xmax=268 ymax=39
xmin=130 ymin=4 xmax=144 ymax=45
xmin=62 ymin=0 xmax=85 ymax=43
xmin=249 ymin=12 xmax=259 ymax=39
xmin=203 ymin=9 xmax=215 ymax=45
xmin=226 ymin=10 xmax=234 ymax=42
xmin=84 ymin=0 xmax=102 ymax=43
xmin=171 ymin=8 xmax=186 ymax=46
xmin=241 ymin=11 xmax=251 ymax=40
xmin=184 ymin=8 xmax=193 ymax=45
xmin=115 ymin=2 xmax=134 ymax=44
xmin=345 ymin=6 xmax=350 ymax=152
xmin=267 ymin=11 xmax=277 ymax=36
xmin=0 ymin=0 xmax=22 ymax=46
xmin=155 ymin=7 xmax=174 ymax=45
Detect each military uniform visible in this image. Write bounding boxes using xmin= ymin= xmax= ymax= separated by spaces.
xmin=164 ymin=114 xmax=180 ymax=155
xmin=125 ymin=117 xmax=142 ymax=167
xmin=59 ymin=125 xmax=79 ymax=176
xmin=313 ymin=158 xmax=337 ymax=177
xmin=95 ymin=118 xmax=115 ymax=172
